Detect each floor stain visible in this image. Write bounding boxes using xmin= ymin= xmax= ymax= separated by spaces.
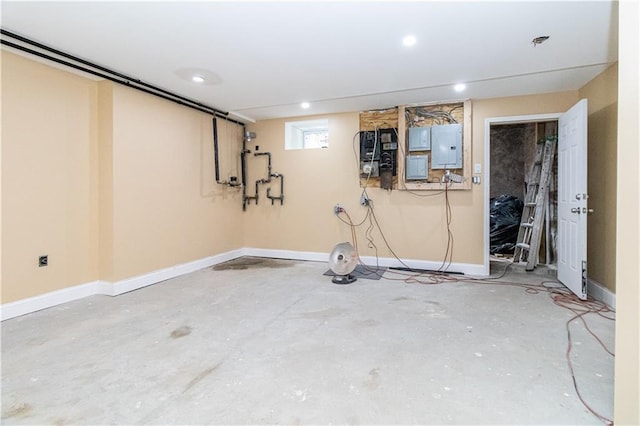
xmin=364 ymin=368 xmax=380 ymax=390
xmin=183 ymin=363 xmax=222 ymax=393
xmin=213 ymin=257 xmax=294 ymax=271
xmin=392 ymin=296 xmax=414 ymax=302
xmin=170 ymin=326 xmax=192 ymax=339
xmin=2 ymin=402 xmax=32 ymax=419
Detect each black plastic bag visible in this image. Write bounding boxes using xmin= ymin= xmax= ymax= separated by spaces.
xmin=490 ymin=194 xmax=524 ymax=254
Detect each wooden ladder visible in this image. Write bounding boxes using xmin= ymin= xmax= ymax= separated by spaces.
xmin=513 ymin=135 xmax=557 ymax=270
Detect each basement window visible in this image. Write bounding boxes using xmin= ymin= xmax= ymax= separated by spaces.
xmin=285 ymin=119 xmax=329 ymax=150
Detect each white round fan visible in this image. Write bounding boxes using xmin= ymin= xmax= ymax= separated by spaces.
xmin=328 ymin=242 xmax=358 ymax=284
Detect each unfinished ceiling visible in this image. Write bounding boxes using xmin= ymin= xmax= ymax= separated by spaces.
xmin=0 ymin=1 xmax=618 ymax=122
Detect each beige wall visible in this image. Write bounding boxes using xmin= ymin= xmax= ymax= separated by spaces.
xmin=614 ymin=0 xmax=639 ymax=423
xmin=245 ymin=112 xmax=483 ymax=265
xmin=1 ymin=52 xmax=245 ymax=301
xmin=1 ymin=52 xmax=99 ymax=302
xmin=98 ymin=81 xmax=115 ymax=281
xmin=106 ymin=85 xmax=244 ymax=281
xmin=244 ymin=92 xmax=579 ymax=268
xmin=579 ymin=64 xmax=618 ymax=292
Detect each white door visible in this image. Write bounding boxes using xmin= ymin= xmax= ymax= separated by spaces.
xmin=557 ymin=99 xmax=588 ymax=299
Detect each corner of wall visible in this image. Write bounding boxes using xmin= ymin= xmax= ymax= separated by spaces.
xmin=578 ymin=63 xmax=618 ymax=293
xmin=97 ymin=81 xmax=115 ymax=282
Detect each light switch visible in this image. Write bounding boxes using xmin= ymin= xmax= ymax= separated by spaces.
xmin=474 ymin=163 xmax=482 ymax=174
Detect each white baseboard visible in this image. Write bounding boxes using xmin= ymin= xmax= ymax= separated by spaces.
xmin=1 ymin=249 xmax=245 ymax=321
xmin=104 ymin=249 xmax=245 ymax=296
xmin=1 ymin=280 xmax=102 ymax=321
xmin=243 ymin=247 xmax=327 ymax=263
xmin=1 ymin=248 xmax=485 ymax=321
xmin=357 ymin=255 xmax=486 ymax=276
xmin=587 ymin=278 xmax=616 ymax=309
xmin=242 ymin=248 xmax=485 ymax=276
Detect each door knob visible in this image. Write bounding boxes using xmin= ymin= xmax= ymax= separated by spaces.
xmin=571 ymin=208 xmax=581 ymax=214
xmin=584 ymin=208 xmax=594 ymax=214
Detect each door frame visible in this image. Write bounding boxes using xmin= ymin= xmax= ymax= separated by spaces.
xmin=483 ymin=113 xmax=562 ymax=275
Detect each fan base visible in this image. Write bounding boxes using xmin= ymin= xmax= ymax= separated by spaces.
xmin=332 ymin=274 xmax=357 ymax=285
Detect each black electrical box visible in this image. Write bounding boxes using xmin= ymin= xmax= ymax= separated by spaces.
xmin=360 ymin=129 xmax=398 ymax=176
xmin=360 ymin=131 xmax=380 ymax=161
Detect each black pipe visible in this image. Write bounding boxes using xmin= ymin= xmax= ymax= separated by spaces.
xmin=213 ymin=118 xmax=220 ymax=182
xmin=266 ymin=173 xmax=284 ymax=205
xmin=243 ymin=181 xmax=260 ymax=206
xmin=0 ymin=29 xmax=253 ymax=210
xmin=2 ymin=39 xmax=217 ymax=117
xmin=241 ymin=126 xmax=249 ymax=211
xmin=214 ymin=118 xmax=244 ymax=186
xmin=254 ymin=152 xmax=272 ymax=182
xmin=1 ymin=29 xmax=226 ymax=115
xmin=1 ymin=32 xmax=245 ymax=125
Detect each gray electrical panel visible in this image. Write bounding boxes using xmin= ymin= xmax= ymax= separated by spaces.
xmin=408 ymin=127 xmax=431 ymax=151
xmin=405 ymin=155 xmax=428 ymax=180
xmin=431 ymin=124 xmax=463 ymax=169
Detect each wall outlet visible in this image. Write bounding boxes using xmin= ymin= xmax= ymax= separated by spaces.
xmin=39 ymin=255 xmax=48 ymax=267
xmin=443 ymin=171 xmax=464 ymax=183
xmin=334 ymin=204 xmax=341 ymax=214
xmin=360 ymin=194 xmax=370 ymax=206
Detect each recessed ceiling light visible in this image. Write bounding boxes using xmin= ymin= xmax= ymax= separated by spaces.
xmin=454 ymin=83 xmax=466 ymax=92
xmin=175 ymin=68 xmax=223 ymax=85
xmin=301 ymin=102 xmax=310 ymax=109
xmin=402 ymin=35 xmax=417 ymax=47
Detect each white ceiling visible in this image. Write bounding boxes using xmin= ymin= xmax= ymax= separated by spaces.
xmin=1 ymin=1 xmax=618 ymax=122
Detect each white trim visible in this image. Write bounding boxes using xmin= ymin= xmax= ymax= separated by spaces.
xmin=358 ymin=255 xmax=485 ymax=276
xmin=1 ymin=247 xmax=485 ymax=321
xmin=483 ymin=113 xmax=563 ymax=276
xmin=587 ymin=278 xmax=616 ymax=309
xmin=243 ymin=247 xmax=327 ymax=263
xmin=105 ymin=249 xmax=245 ymax=296
xmin=243 ymin=248 xmax=485 ymax=276
xmin=1 ymin=249 xmax=245 ymax=321
xmin=1 ymin=280 xmax=102 ymax=321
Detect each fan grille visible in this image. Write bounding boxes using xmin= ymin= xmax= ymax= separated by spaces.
xmin=328 ymin=242 xmax=358 ymax=276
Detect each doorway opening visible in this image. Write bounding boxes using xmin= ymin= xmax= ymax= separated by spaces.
xmin=483 ymin=113 xmax=562 ymax=276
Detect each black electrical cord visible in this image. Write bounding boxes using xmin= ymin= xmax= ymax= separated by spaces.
xmin=335 ymin=203 xmax=614 ymax=424
xmin=336 ymin=203 xmax=614 ymax=424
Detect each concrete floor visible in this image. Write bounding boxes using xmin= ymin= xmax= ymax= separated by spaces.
xmin=1 ymin=257 xmax=614 ymax=425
